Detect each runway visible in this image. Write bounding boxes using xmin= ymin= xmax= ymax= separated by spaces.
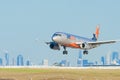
xmin=0 ymin=66 xmax=120 ymax=69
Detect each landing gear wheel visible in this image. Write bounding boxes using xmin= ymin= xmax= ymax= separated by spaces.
xmin=83 ymin=50 xmax=88 ymax=55
xmin=63 ymin=46 xmax=68 ymax=55
xmin=63 ymin=50 xmax=68 ymax=55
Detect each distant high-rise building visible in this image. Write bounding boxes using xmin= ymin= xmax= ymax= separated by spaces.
xmin=111 ymin=51 xmax=119 ymax=65
xmin=26 ymin=60 xmax=30 ymax=66
xmin=106 ymin=52 xmax=111 ymax=65
xmin=95 ymin=61 xmax=98 ymax=65
xmin=26 ymin=58 xmax=31 ymax=66
xmin=42 ymin=59 xmax=48 ymax=66
xmin=77 ymin=50 xmax=83 ymax=67
xmin=101 ymin=56 xmax=105 ymax=65
xmin=0 ymin=58 xmax=3 ymax=66
xmin=12 ymin=58 xmax=16 ymax=66
xmin=112 ymin=52 xmax=119 ymax=60
xmin=60 ymin=60 xmax=70 ymax=67
xmin=83 ymin=60 xmax=88 ymax=66
xmin=79 ymin=50 xmax=82 ymax=59
xmin=5 ymin=53 xmax=9 ymax=66
xmin=17 ymin=55 xmax=24 ymax=66
xmin=118 ymin=60 xmax=120 ymax=65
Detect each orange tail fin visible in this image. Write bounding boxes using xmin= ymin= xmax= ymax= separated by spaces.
xmin=92 ymin=25 xmax=100 ymax=41
xmin=95 ymin=25 xmax=100 ymax=39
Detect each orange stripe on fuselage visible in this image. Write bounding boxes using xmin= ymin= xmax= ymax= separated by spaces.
xmin=64 ymin=43 xmax=80 ymax=48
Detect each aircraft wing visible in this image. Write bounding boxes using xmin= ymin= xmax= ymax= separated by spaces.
xmin=75 ymin=40 xmax=119 ymax=45
xmin=87 ymin=40 xmax=119 ymax=45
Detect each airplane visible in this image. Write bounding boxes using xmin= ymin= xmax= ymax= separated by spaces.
xmin=46 ymin=25 xmax=119 ymax=55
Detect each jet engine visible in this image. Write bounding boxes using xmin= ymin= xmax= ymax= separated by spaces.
xmin=49 ymin=42 xmax=60 ymax=50
xmin=80 ymin=43 xmax=90 ymax=49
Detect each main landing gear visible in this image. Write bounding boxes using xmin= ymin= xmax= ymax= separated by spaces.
xmin=63 ymin=46 xmax=68 ymax=55
xmin=83 ymin=50 xmax=88 ymax=55
xmin=62 ymin=46 xmax=88 ymax=55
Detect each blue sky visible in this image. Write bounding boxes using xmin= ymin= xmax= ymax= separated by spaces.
xmin=0 ymin=0 xmax=120 ymax=66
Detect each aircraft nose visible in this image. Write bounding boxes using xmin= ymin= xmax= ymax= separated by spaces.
xmin=52 ymin=36 xmax=58 ymax=41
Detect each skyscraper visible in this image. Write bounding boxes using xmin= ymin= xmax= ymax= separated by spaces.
xmin=5 ymin=52 xmax=9 ymax=66
xmin=77 ymin=50 xmax=83 ymax=67
xmin=79 ymin=50 xmax=82 ymax=59
xmin=26 ymin=60 xmax=31 ymax=66
xmin=0 ymin=58 xmax=3 ymax=66
xmin=17 ymin=55 xmax=24 ymax=66
xmin=60 ymin=60 xmax=70 ymax=67
xmin=12 ymin=58 xmax=16 ymax=66
xmin=106 ymin=52 xmax=111 ymax=65
xmin=111 ymin=51 xmax=119 ymax=65
xmin=101 ymin=56 xmax=105 ymax=65
xmin=83 ymin=60 xmax=88 ymax=66
xmin=42 ymin=59 xmax=48 ymax=66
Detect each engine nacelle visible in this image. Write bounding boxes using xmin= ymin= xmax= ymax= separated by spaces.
xmin=80 ymin=43 xmax=89 ymax=49
xmin=49 ymin=42 xmax=60 ymax=50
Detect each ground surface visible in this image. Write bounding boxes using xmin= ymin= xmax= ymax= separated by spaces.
xmin=0 ymin=68 xmax=120 ymax=80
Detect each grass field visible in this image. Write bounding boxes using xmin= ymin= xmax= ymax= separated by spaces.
xmin=0 ymin=67 xmax=120 ymax=80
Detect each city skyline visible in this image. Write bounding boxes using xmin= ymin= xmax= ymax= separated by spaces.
xmin=0 ymin=50 xmax=119 ymax=67
xmin=0 ymin=0 xmax=120 ymax=66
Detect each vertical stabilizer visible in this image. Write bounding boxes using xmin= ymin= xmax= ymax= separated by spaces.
xmin=95 ymin=25 xmax=100 ymax=39
xmin=92 ymin=25 xmax=100 ymax=41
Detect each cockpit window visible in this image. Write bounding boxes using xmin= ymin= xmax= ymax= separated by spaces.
xmin=54 ymin=33 xmax=62 ymax=36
